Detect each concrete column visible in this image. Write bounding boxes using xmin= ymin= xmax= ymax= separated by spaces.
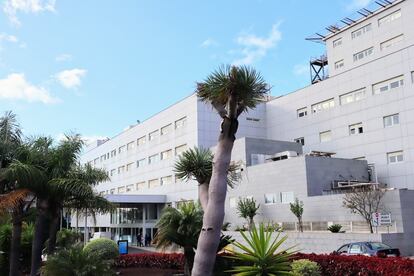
xmin=84 ymin=209 xmax=88 ymax=244
xmin=142 ymin=204 xmax=146 ymax=245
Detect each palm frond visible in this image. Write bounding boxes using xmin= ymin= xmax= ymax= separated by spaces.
xmin=196 ymin=65 xmax=269 ymax=117
xmin=0 ymin=189 xmax=30 ymax=212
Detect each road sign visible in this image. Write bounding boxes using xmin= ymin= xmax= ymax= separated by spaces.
xmin=371 ymin=212 xmax=392 ymax=226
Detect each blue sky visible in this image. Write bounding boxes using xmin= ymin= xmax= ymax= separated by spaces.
xmin=0 ymin=0 xmax=374 ymax=142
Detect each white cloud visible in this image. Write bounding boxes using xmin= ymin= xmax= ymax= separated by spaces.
xmin=0 ymin=33 xmax=18 ymax=43
xmin=201 ymin=38 xmax=218 ymax=48
xmin=55 ymin=53 xmax=72 ymax=62
xmin=3 ymin=0 xmax=56 ymax=27
xmin=293 ymin=63 xmax=308 ymax=77
xmin=55 ymin=68 xmax=87 ymax=89
xmin=232 ymin=22 xmax=282 ymax=66
xmin=347 ymin=0 xmax=372 ymax=11
xmin=0 ymin=73 xmax=59 ymax=104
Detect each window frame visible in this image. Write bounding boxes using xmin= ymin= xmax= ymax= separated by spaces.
xmin=319 ymin=130 xmax=332 ymax=143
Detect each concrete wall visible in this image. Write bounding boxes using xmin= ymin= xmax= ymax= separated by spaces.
xmin=305 ymin=156 xmax=369 ymax=196
xmin=224 ymin=230 xmax=413 ymax=256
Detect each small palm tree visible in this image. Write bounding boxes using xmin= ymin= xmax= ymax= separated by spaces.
xmin=154 ymin=202 xmax=203 ymax=275
xmin=42 ymin=245 xmax=115 ymax=276
xmin=290 ymin=198 xmax=304 ymax=232
xmin=237 ymin=198 xmax=260 ymax=230
xmin=192 ymin=65 xmax=269 ymax=276
xmin=174 ymin=147 xmax=240 ymax=210
xmin=228 ymin=223 xmax=295 ymax=275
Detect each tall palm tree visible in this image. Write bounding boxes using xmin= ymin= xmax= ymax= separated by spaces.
xmin=28 ymin=135 xmax=111 ymax=276
xmin=0 ymin=111 xmax=22 ymax=170
xmin=192 ymin=65 xmax=269 ymax=276
xmin=174 ymin=147 xmax=240 ymax=211
xmin=154 ymin=202 xmax=203 ymax=276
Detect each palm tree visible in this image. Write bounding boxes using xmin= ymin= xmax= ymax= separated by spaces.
xmin=174 ymin=147 xmax=240 ymax=211
xmin=237 ymin=198 xmax=260 ymax=230
xmin=28 ymin=135 xmax=111 ymax=276
xmin=227 ymin=223 xmax=295 ymax=275
xmin=154 ymin=202 xmax=203 ymax=275
xmin=192 ymin=65 xmax=269 ymax=275
xmin=0 ymin=111 xmax=22 ymax=169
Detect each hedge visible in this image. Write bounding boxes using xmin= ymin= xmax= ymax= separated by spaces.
xmin=115 ymin=253 xmax=184 ymax=269
xmin=294 ymin=253 xmax=414 ymax=276
xmin=115 ymin=252 xmax=414 ymax=275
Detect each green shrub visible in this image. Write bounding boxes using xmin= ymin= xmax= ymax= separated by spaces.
xmin=83 ymin=238 xmax=118 ymax=260
xmin=42 ymin=245 xmax=114 ymax=276
xmin=227 ymin=223 xmax=294 ymax=275
xmin=291 ymin=259 xmax=321 ymax=276
xmin=57 ymin=228 xmax=81 ymax=249
xmin=327 ymin=224 xmax=342 ymax=233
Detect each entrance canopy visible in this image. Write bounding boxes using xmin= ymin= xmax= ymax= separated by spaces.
xmin=105 ymin=194 xmax=166 ymax=204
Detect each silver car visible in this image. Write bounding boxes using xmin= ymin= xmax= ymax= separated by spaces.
xmin=335 ymin=242 xmax=400 ymax=257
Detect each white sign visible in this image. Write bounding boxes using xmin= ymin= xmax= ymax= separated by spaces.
xmin=372 ymin=212 xmax=392 ymax=226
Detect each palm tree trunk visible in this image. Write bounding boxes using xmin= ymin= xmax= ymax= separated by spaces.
xmin=47 ymin=209 xmax=60 ymax=254
xmin=198 ymin=183 xmax=209 ymax=211
xmin=30 ymin=200 xmax=48 ymax=276
xmin=9 ymin=206 xmax=23 ymax=276
xmin=183 ymin=246 xmax=195 ymax=276
xmin=192 ymin=133 xmax=235 ymax=276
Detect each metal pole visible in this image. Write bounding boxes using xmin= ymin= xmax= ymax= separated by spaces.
xmin=84 ymin=209 xmax=88 ymax=245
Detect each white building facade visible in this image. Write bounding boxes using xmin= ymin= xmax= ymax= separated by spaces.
xmin=77 ymin=0 xmax=414 ymax=251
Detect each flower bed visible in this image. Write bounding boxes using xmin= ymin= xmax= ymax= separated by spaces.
xmin=115 ymin=252 xmax=414 ymax=275
xmin=115 ymin=253 xmax=184 ymax=269
xmin=294 ymin=253 xmax=414 ymax=276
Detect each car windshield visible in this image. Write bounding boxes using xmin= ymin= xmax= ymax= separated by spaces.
xmin=368 ymin=242 xmax=391 ymax=250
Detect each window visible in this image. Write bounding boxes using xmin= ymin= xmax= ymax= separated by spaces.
xmin=118 ymin=186 xmax=126 ymax=194
xmin=137 ymin=136 xmax=146 ymax=146
xmin=148 ymin=178 xmax=160 ymax=188
xmin=175 ymin=117 xmax=187 ymax=129
xmin=229 ymin=197 xmax=237 ymax=208
xmin=148 ymin=154 xmax=159 ymax=164
xmin=110 ymin=169 xmax=116 ymax=176
xmin=383 ymin=114 xmax=399 ymax=127
xmin=372 ymin=76 xmax=404 ymax=95
xmin=161 ymin=124 xmax=172 ymax=135
xmin=110 ymin=149 xmax=116 ymax=158
xmin=137 ymin=158 xmax=146 ymax=168
xmin=161 ymin=149 xmax=172 ymax=160
xmin=127 ymin=141 xmax=135 ymax=150
xmin=349 ymin=244 xmax=363 ymax=254
xmin=412 ymin=71 xmax=414 ymax=83
xmin=333 ymin=37 xmax=342 ymax=48
xmin=381 ymin=34 xmax=403 ymax=50
xmin=100 ymin=155 xmax=106 ymax=162
xmin=378 ymin=9 xmax=401 ymax=26
xmin=353 ymin=47 xmax=373 ymax=62
xmin=294 ymin=137 xmax=305 ymax=146
xmin=264 ymin=193 xmax=278 ymax=204
xmin=335 ymin=59 xmax=344 ymax=70
xmin=319 ymin=131 xmax=332 ymax=142
xmin=388 ymin=151 xmax=403 ymax=164
xmin=110 ymin=188 xmax=115 ymax=194
xmin=246 ymin=117 xmax=260 ymax=122
xmin=126 ymin=184 xmax=134 ymax=192
xmin=280 ymin=192 xmax=294 ymax=204
xmin=175 ymin=144 xmax=187 ymax=156
xmin=126 ymin=162 xmax=134 ymax=172
xmin=351 ymin=24 xmax=372 ymax=39
xmin=136 ymin=181 xmax=146 ymax=190
xmin=311 ymin=99 xmax=334 ymax=114
xmin=149 ymin=130 xmax=159 ymax=141
xmin=160 ymin=176 xmax=172 ymax=186
xmin=349 ymin=123 xmax=364 ymax=135
xmin=297 ymin=107 xmax=307 ymax=118
xmin=94 ymin=158 xmax=99 ymax=165
xmin=117 ymin=165 xmax=125 ymax=174
xmin=339 ymin=88 xmax=366 ymax=105
xmin=118 ymin=145 xmax=126 ymax=154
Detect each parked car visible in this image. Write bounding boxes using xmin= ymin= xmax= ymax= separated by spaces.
xmin=335 ymin=242 xmax=400 ymax=257
xmin=90 ymin=231 xmax=111 ymax=241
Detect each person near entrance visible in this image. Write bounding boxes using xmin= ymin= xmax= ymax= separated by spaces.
xmin=136 ymin=232 xmax=142 ymax=247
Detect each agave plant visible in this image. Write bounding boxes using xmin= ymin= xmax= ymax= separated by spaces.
xmin=227 ymin=223 xmax=295 ymax=276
